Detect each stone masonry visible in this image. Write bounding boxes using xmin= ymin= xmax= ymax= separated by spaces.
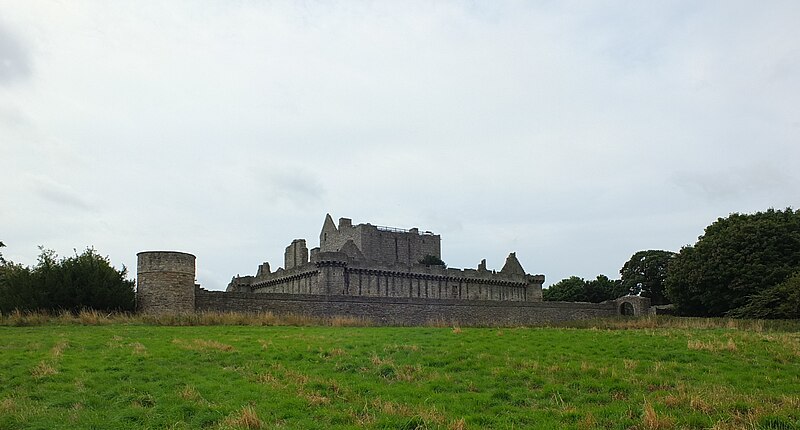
xmin=228 ymin=214 xmax=545 ymax=302
xmin=136 ymin=251 xmax=196 ymax=314
xmin=136 ymin=215 xmax=652 ymax=323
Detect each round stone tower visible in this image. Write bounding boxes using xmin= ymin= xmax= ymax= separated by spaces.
xmin=136 ymin=251 xmax=196 ymax=314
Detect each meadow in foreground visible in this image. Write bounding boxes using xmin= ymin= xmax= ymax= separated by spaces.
xmin=0 ymin=316 xmax=798 ymax=429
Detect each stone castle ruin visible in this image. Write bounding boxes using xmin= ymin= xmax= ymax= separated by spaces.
xmin=137 ymin=214 xmax=649 ymax=325
xmin=227 ymin=214 xmax=545 ymax=302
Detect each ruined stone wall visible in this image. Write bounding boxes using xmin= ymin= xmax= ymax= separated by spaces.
xmin=284 ymin=239 xmax=309 ymax=270
xmin=195 ymin=290 xmax=643 ymax=326
xmin=318 ymin=215 xmax=441 ymax=265
xmin=320 ymin=216 xmax=360 ymax=253
xmin=137 ymin=251 xmax=196 ymax=314
xmin=247 ymin=262 xmax=540 ymax=302
xmin=357 ymin=226 xmax=441 ymax=265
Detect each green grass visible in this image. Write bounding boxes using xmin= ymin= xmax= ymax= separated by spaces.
xmin=0 ymin=320 xmax=798 ymax=429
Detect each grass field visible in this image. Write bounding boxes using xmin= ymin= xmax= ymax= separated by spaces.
xmin=0 ymin=315 xmax=798 ymax=429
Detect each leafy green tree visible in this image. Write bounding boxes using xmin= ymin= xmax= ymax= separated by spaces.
xmin=0 ymin=247 xmax=135 ymax=313
xmin=419 ymin=254 xmax=446 ymax=268
xmin=0 ymin=262 xmax=40 ymax=312
xmin=619 ymin=250 xmax=675 ymax=305
xmin=727 ymin=271 xmax=800 ymax=319
xmin=544 ymin=275 xmax=626 ymax=302
xmin=543 ymin=276 xmax=586 ymax=301
xmin=665 ymin=208 xmax=800 ymax=317
xmin=585 ymin=274 xmax=627 ymax=302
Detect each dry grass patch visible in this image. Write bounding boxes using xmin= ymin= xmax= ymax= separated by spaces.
xmin=393 ymin=364 xmax=423 ymax=382
xmin=77 ymin=309 xmax=106 ymax=325
xmin=130 ymin=342 xmax=148 ymax=355
xmin=0 ymin=398 xmax=16 ymax=412
xmin=642 ymin=402 xmax=674 ymax=430
xmin=578 ymin=412 xmax=597 ymax=430
xmin=255 ymin=372 xmax=277 ymax=384
xmin=302 ymin=392 xmax=330 ymax=406
xmin=370 ymin=354 xmax=393 ymax=367
xmin=179 ymin=385 xmax=201 ymax=401
xmin=689 ymin=395 xmax=713 ymax=414
xmin=449 ymin=417 xmax=467 ymax=430
xmin=31 ymin=361 xmax=58 ymax=378
xmin=371 ymin=397 xmax=446 ymax=426
xmin=284 ymin=368 xmax=310 ymax=386
xmin=50 ymin=339 xmax=69 ymax=358
xmin=222 ymin=405 xmax=263 ymax=430
xmin=330 ymin=315 xmax=372 ymax=326
xmin=172 ymin=338 xmax=235 ymax=352
xmin=319 ymin=347 xmax=346 ymax=359
xmin=623 ymin=359 xmax=638 ymax=370
xmin=384 ymin=344 xmax=420 ymax=352
xmin=687 ymin=338 xmax=737 ymax=352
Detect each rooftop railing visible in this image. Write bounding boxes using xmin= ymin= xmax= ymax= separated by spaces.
xmin=374 ymin=225 xmax=436 ymax=235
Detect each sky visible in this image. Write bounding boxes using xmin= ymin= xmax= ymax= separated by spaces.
xmin=1 ymin=1 xmax=798 ymax=291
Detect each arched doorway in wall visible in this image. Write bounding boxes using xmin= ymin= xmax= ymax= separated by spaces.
xmin=620 ymin=301 xmax=635 ymax=316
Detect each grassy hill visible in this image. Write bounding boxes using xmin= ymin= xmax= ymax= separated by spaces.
xmin=0 ymin=314 xmax=798 ymax=429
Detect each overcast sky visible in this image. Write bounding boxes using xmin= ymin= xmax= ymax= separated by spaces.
xmin=1 ymin=1 xmax=798 ymax=290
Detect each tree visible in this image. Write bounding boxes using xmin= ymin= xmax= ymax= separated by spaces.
xmin=727 ymin=271 xmax=800 ymax=319
xmin=419 ymin=254 xmax=446 ymax=268
xmin=543 ymin=275 xmax=626 ymax=303
xmin=619 ymin=250 xmax=675 ymax=305
xmin=665 ymin=208 xmax=800 ymax=317
xmin=543 ymin=276 xmax=586 ymax=301
xmin=0 ymin=247 xmax=135 ymax=313
xmin=585 ymin=274 xmax=628 ymax=302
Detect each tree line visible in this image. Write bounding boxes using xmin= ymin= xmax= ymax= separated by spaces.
xmin=0 ymin=244 xmax=135 ymax=313
xmin=544 ymin=208 xmax=800 ymax=319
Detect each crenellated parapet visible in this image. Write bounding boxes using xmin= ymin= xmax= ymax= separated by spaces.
xmin=230 ymin=242 xmax=544 ymax=302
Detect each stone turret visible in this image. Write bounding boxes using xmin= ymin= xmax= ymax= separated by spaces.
xmin=137 ymin=251 xmax=196 ymax=314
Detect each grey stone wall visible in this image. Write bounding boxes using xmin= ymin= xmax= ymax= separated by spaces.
xmin=357 ymin=225 xmax=441 ymax=266
xmin=319 ymin=214 xmax=441 ymax=265
xmin=195 ymin=290 xmax=642 ymax=326
xmin=137 ymin=251 xmax=196 ymax=314
xmin=284 ymin=239 xmax=309 ymax=270
xmin=247 ymin=260 xmax=542 ymax=302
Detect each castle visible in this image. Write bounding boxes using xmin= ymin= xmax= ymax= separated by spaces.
xmin=226 ymin=214 xmax=545 ymax=302
xmin=136 ymin=214 xmax=650 ymax=325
